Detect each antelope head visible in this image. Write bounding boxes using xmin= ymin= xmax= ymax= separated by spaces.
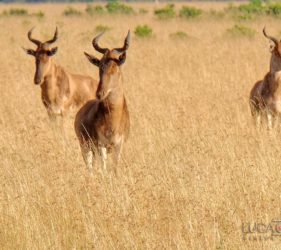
xmin=263 ymin=27 xmax=281 ymax=56
xmin=84 ymin=31 xmax=130 ymax=100
xmin=23 ymin=27 xmax=58 ymax=85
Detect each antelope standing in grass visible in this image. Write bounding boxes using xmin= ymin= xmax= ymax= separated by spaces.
xmin=75 ymin=31 xmax=130 ymax=173
xmin=23 ymin=27 xmax=98 ymax=121
xmin=250 ymin=27 xmax=281 ymax=129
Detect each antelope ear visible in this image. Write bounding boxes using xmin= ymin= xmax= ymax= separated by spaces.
xmin=117 ymin=52 xmax=126 ymax=65
xmin=47 ymin=47 xmax=58 ymax=56
xmin=84 ymin=52 xmax=100 ymax=67
xmin=23 ymin=47 xmax=36 ymax=56
xmin=269 ymin=44 xmax=275 ymax=52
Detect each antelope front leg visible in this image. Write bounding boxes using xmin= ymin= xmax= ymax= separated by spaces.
xmin=267 ymin=113 xmax=273 ymax=130
xmin=113 ymin=137 xmax=124 ymax=175
xmin=48 ymin=111 xmax=63 ymax=129
xmin=100 ymin=147 xmax=107 ymax=170
xmin=256 ymin=113 xmax=261 ymax=128
xmin=48 ymin=111 xmax=58 ymax=123
xmin=81 ymin=146 xmax=94 ymax=172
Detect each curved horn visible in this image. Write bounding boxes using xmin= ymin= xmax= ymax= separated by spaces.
xmin=263 ymin=26 xmax=278 ymax=46
xmin=92 ymin=32 xmax=108 ymax=54
xmin=45 ymin=27 xmax=58 ymax=45
xmin=114 ymin=30 xmax=130 ymax=52
xmin=27 ymin=27 xmax=41 ymax=46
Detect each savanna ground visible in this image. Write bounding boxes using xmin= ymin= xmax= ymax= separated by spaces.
xmin=1 ymin=2 xmax=281 ymax=249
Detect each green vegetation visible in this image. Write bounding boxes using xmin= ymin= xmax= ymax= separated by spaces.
xmin=2 ymin=8 xmax=45 ymax=18
xmin=3 ymin=8 xmax=28 ymax=16
xmin=106 ymin=1 xmax=134 ymax=15
xmin=266 ymin=3 xmax=281 ymax=17
xmin=4 ymin=1 xmax=281 ymax=20
xmin=85 ymin=5 xmax=105 ymax=16
xmin=95 ymin=25 xmax=111 ymax=33
xmin=170 ymin=31 xmax=189 ymax=40
xmin=154 ymin=4 xmax=175 ymax=19
xmin=134 ymin=25 xmax=153 ymax=38
xmin=179 ymin=6 xmax=203 ymax=19
xmin=226 ymin=0 xmax=281 ymax=19
xmin=32 ymin=11 xmax=45 ymax=18
xmin=226 ymin=24 xmax=256 ymax=38
xmin=63 ymin=6 xmax=82 ymax=16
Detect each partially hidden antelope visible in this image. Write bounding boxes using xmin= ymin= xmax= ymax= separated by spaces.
xmin=74 ymin=31 xmax=130 ymax=173
xmin=250 ymin=27 xmax=281 ymax=129
xmin=23 ymin=27 xmax=98 ymax=121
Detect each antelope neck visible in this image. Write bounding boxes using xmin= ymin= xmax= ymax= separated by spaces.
xmin=270 ymin=53 xmax=281 ymax=74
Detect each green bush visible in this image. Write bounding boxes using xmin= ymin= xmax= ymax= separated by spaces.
xmin=179 ymin=6 xmax=202 ymax=18
xmin=86 ymin=5 xmax=105 ymax=15
xmin=63 ymin=7 xmax=82 ymax=16
xmin=32 ymin=11 xmax=44 ymax=19
xmin=170 ymin=31 xmax=188 ymax=40
xmin=237 ymin=3 xmax=264 ymax=15
xmin=106 ymin=1 xmax=134 ymax=15
xmin=226 ymin=24 xmax=256 ymax=38
xmin=234 ymin=13 xmax=254 ymax=21
xmin=154 ymin=4 xmax=175 ymax=19
xmin=266 ymin=3 xmax=281 ymax=17
xmin=95 ymin=25 xmax=111 ymax=33
xmin=3 ymin=8 xmax=28 ymax=16
xmin=134 ymin=25 xmax=153 ymax=38
xmin=250 ymin=0 xmax=262 ymax=6
xmin=226 ymin=0 xmax=265 ymax=20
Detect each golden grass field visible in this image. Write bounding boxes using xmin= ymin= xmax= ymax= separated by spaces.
xmin=2 ymin=2 xmax=281 ymax=249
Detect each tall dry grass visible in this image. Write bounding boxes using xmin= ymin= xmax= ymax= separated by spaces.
xmin=1 ymin=2 xmax=281 ymax=249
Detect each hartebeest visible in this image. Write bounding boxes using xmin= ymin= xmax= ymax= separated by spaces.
xmin=74 ymin=31 xmax=130 ymax=172
xmin=23 ymin=27 xmax=98 ymax=121
xmin=250 ymin=27 xmax=281 ymax=129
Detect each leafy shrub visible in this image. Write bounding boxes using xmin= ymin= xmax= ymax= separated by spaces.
xmin=250 ymin=0 xmax=262 ymax=6
xmin=154 ymin=4 xmax=175 ymax=19
xmin=179 ymin=6 xmax=202 ymax=18
xmin=32 ymin=11 xmax=44 ymax=19
xmin=226 ymin=0 xmax=264 ymax=20
xmin=234 ymin=13 xmax=254 ymax=21
xmin=86 ymin=5 xmax=105 ymax=15
xmin=106 ymin=1 xmax=134 ymax=15
xmin=3 ymin=8 xmax=28 ymax=16
xmin=237 ymin=3 xmax=264 ymax=15
xmin=266 ymin=3 xmax=281 ymax=17
xmin=170 ymin=31 xmax=188 ymax=40
xmin=134 ymin=25 xmax=153 ymax=38
xmin=226 ymin=24 xmax=256 ymax=38
xmin=139 ymin=8 xmax=148 ymax=14
xmin=95 ymin=25 xmax=111 ymax=33
xmin=63 ymin=7 xmax=82 ymax=16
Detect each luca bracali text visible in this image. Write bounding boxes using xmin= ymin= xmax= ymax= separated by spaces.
xmin=242 ymin=220 xmax=281 ymax=241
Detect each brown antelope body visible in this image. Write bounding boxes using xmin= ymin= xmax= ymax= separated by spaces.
xmin=23 ymin=28 xmax=98 ymax=121
xmin=250 ymin=27 xmax=281 ymax=129
xmin=75 ymin=31 xmax=130 ymax=172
